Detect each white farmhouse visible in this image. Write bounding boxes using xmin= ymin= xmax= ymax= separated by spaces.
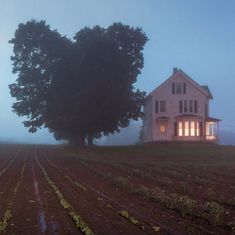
xmin=143 ymin=68 xmax=220 ymax=142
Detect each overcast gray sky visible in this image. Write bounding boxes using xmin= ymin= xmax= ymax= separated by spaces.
xmin=0 ymin=0 xmax=234 ymax=144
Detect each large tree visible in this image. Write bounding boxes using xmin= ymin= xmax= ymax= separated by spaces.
xmin=9 ymin=20 xmax=148 ymax=145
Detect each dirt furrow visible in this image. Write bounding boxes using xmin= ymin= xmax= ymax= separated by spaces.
xmin=39 ymin=149 xmax=149 ymax=235
xmin=46 ymin=149 xmax=224 ymax=235
xmin=7 ymin=148 xmax=80 ymax=234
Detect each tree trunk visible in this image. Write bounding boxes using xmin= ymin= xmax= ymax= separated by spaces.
xmin=88 ymin=134 xmax=93 ymax=146
xmin=70 ymin=135 xmax=85 ymax=146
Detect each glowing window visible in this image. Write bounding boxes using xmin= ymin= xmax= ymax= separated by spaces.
xmin=190 ymin=121 xmax=195 ymax=136
xmin=184 ymin=121 xmax=189 ymax=136
xmin=159 ymin=124 xmax=166 ymax=133
xmin=179 ymin=122 xmax=183 ymax=136
xmin=196 ymin=122 xmax=199 ymax=136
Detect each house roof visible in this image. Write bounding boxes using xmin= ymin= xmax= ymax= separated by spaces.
xmin=157 ymin=116 xmax=170 ymax=120
xmin=201 ymin=86 xmax=213 ymax=99
xmin=206 ymin=117 xmax=221 ymax=122
xmin=147 ymin=68 xmax=213 ymax=99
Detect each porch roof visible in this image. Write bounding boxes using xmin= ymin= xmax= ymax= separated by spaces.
xmin=157 ymin=116 xmax=170 ymax=120
xmin=175 ymin=114 xmax=202 ymax=119
xmin=206 ymin=117 xmax=221 ymax=122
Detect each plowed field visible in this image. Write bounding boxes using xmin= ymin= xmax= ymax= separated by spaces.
xmin=0 ymin=143 xmax=235 ymax=235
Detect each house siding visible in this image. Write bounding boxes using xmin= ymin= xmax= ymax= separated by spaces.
xmin=143 ymin=69 xmax=219 ymax=143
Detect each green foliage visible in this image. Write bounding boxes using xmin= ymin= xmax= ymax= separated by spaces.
xmin=0 ymin=209 xmax=12 ymax=234
xmin=202 ymin=201 xmax=225 ymax=226
xmin=9 ymin=20 xmax=148 ymax=145
xmin=118 ymin=210 xmax=145 ymax=230
xmin=0 ymin=159 xmax=26 ymax=234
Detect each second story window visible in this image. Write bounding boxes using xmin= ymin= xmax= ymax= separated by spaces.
xmin=179 ymin=100 xmax=198 ymax=114
xmin=189 ymin=100 xmax=193 ymax=112
xmin=179 ymin=100 xmax=183 ymax=113
xmin=160 ymin=100 xmax=166 ymax=112
xmin=155 ymin=101 xmax=159 ymax=113
xmin=194 ymin=100 xmax=198 ymax=113
xmin=183 ymin=83 xmax=186 ymax=94
xmin=176 ymin=83 xmax=182 ymax=94
xmin=184 ymin=100 xmax=188 ymax=112
xmin=172 ymin=83 xmax=175 ymax=94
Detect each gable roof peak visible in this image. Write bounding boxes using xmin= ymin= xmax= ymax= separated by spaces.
xmin=148 ymin=68 xmax=213 ymax=99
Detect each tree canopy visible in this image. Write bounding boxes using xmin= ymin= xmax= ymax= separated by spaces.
xmin=9 ymin=20 xmax=148 ymax=145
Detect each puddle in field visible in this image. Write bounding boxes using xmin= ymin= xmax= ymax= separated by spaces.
xmin=32 ymin=164 xmax=47 ymax=234
xmin=50 ymin=216 xmax=60 ymax=234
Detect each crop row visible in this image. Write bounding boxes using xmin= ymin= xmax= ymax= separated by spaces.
xmin=0 ymin=154 xmax=17 ymax=178
xmin=112 ymin=176 xmax=235 ymax=232
xmin=0 ymin=157 xmax=26 ymax=234
xmin=46 ymin=157 xmax=162 ymax=234
xmin=46 ymin=158 xmax=87 ymax=192
xmin=35 ymin=156 xmax=94 ymax=235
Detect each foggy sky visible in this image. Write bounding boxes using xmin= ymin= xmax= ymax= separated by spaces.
xmin=0 ymin=0 xmax=235 ymax=144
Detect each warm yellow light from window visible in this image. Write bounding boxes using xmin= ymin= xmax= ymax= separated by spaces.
xmin=179 ymin=122 xmax=183 ymax=136
xmin=159 ymin=125 xmax=166 ymax=133
xmin=196 ymin=122 xmax=199 ymax=136
xmin=190 ymin=121 xmax=195 ymax=136
xmin=184 ymin=121 xmax=189 ymax=136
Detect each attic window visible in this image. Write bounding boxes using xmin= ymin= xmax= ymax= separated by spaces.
xmin=172 ymin=83 xmax=175 ymax=94
xmin=174 ymin=82 xmax=186 ymax=94
xmin=176 ymin=83 xmax=182 ymax=94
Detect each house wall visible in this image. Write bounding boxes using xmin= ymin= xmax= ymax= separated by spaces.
xmin=145 ymin=72 xmax=210 ymax=142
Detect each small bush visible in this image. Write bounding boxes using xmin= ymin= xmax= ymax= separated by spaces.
xmin=131 ymin=185 xmax=150 ymax=198
xmin=202 ymin=201 xmax=225 ymax=226
xmin=112 ymin=177 xmax=129 ymax=188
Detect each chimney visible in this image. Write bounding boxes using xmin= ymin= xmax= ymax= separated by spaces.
xmin=173 ymin=67 xmax=178 ymax=74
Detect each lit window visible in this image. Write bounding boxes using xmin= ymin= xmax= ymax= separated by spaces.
xmin=196 ymin=122 xmax=199 ymax=136
xmin=190 ymin=121 xmax=195 ymax=136
xmin=184 ymin=121 xmax=189 ymax=136
xmin=179 ymin=122 xmax=183 ymax=136
xmin=159 ymin=125 xmax=166 ymax=133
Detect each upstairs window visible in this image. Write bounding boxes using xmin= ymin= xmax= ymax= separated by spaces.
xmin=160 ymin=100 xmax=166 ymax=112
xmin=183 ymin=83 xmax=186 ymax=94
xmin=176 ymin=83 xmax=182 ymax=94
xmin=155 ymin=101 xmax=159 ymax=113
xmin=184 ymin=100 xmax=188 ymax=112
xmin=179 ymin=100 xmax=198 ymax=114
xmin=194 ymin=100 xmax=198 ymax=113
xmin=179 ymin=100 xmax=183 ymax=113
xmin=172 ymin=83 xmax=175 ymax=94
xmin=189 ymin=100 xmax=193 ymax=112
xmin=173 ymin=82 xmax=186 ymax=94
